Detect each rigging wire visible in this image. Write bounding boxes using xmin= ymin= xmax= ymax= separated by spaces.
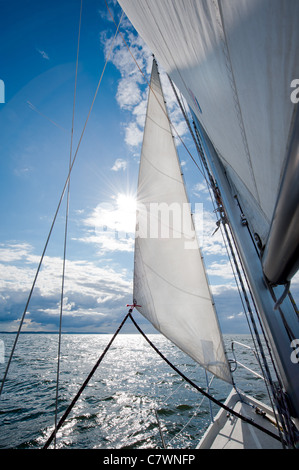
xmin=53 ymin=0 xmax=83 ymax=449
xmin=0 ymin=9 xmax=124 ymax=400
xmin=27 ymin=101 xmax=68 ymax=132
xmin=154 ymin=409 xmax=167 ymax=449
xmin=191 ymin=121 xmax=290 ymax=444
xmin=223 ymin=214 xmax=297 ymax=446
xmin=165 ymin=374 xmax=215 ymax=448
xmin=168 ymin=73 xmax=285 ymax=438
xmin=234 ymin=195 xmax=298 ymax=340
xmin=221 ymin=195 xmax=297 ymax=445
xmin=152 ymin=362 xmax=206 ymax=448
xmin=169 ymin=84 xmax=289 ymax=443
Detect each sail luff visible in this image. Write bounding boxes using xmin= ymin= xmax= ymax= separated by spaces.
xmin=133 ymin=59 xmax=232 ymax=384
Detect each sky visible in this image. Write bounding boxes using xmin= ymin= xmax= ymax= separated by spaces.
xmin=0 ymin=0 xmax=298 ymax=337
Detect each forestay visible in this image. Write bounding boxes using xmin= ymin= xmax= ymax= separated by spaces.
xmin=119 ymin=0 xmax=299 ymax=246
xmin=133 ymin=59 xmax=232 ymax=384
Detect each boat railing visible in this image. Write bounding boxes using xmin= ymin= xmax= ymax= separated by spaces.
xmin=230 ymin=340 xmax=265 ymax=381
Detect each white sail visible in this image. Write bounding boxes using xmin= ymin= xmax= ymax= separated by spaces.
xmin=133 ymin=59 xmax=232 ymax=384
xmin=118 ymin=0 xmax=299 ymax=247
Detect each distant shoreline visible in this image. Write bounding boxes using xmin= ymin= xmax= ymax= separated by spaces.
xmin=0 ymin=331 xmax=161 ymax=335
xmin=0 ymin=331 xmax=139 ymax=334
xmin=0 ymin=331 xmax=248 ymax=335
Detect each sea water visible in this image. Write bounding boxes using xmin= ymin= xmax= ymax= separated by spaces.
xmin=0 ymin=333 xmax=272 ymax=449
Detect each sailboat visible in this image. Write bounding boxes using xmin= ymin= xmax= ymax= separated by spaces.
xmin=115 ymin=0 xmax=299 ymax=449
xmin=1 ymin=0 xmax=298 ymax=451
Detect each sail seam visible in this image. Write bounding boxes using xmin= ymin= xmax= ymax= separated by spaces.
xmin=147 ymin=114 xmax=173 ymax=134
xmin=141 ymin=152 xmax=184 ymax=185
xmin=142 ymin=261 xmax=211 ymax=301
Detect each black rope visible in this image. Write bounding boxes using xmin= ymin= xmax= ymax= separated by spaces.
xmin=43 ymin=311 xmax=130 ymax=449
xmin=42 ymin=309 xmax=286 ymax=449
xmin=128 ymin=312 xmax=285 ymax=446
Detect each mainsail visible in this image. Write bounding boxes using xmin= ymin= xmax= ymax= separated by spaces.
xmin=133 ymin=59 xmax=232 ymax=384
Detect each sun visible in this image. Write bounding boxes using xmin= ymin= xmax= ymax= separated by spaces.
xmin=114 ymin=192 xmax=137 ymax=235
xmin=116 ymin=193 xmax=137 ymax=214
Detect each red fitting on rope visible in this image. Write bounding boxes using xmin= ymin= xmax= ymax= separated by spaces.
xmin=126 ymin=300 xmax=142 ymax=309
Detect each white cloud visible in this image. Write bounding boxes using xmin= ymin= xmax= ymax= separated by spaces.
xmin=0 ymin=242 xmax=33 ymax=262
xmin=77 ymin=232 xmax=134 ymax=254
xmin=210 ymin=283 xmax=238 ymax=297
xmin=101 ymin=21 xmax=188 ymax=152
xmin=116 ymin=77 xmax=141 ymax=110
xmin=76 ymin=194 xmax=136 ymax=254
xmin=207 ymin=260 xmax=235 ymax=281
xmin=196 ymin=209 xmax=227 ymax=256
xmin=36 ymin=48 xmax=49 ymax=60
xmin=193 ymin=181 xmax=209 ymax=196
xmin=111 ymin=158 xmax=127 ymax=171
xmin=100 ymin=29 xmax=150 ymax=149
xmin=227 ymin=312 xmax=245 ymax=321
xmin=124 ymin=121 xmax=144 ymax=147
xmin=0 ymin=243 xmax=132 ymax=332
xmin=132 ymin=98 xmax=147 ymax=128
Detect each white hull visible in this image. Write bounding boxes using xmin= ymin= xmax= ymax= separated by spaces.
xmin=197 ymin=389 xmax=283 ymax=449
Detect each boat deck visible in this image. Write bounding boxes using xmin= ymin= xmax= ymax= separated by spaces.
xmin=197 ymin=390 xmax=283 ymax=449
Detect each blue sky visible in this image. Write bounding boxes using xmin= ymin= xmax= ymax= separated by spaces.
xmin=1 ymin=0 xmax=296 ymax=335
